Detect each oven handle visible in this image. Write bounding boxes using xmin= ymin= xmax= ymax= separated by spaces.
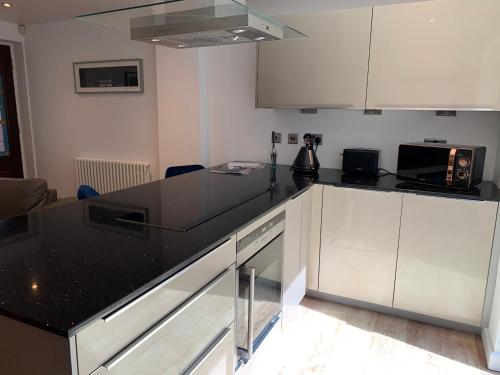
xmin=247 ymin=266 xmax=256 ymax=359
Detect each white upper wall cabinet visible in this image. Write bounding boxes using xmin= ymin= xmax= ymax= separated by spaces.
xmin=367 ymin=0 xmax=500 ymax=110
xmin=257 ymin=8 xmax=372 ymax=109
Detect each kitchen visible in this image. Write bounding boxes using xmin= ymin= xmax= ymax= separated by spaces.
xmin=1 ymin=0 xmax=500 ymax=374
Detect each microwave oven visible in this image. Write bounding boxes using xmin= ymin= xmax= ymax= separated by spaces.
xmin=397 ymin=143 xmax=486 ymax=189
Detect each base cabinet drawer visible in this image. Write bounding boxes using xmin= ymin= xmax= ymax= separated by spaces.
xmin=90 ymin=266 xmax=236 ymax=375
xmin=187 ymin=326 xmax=235 ymax=375
xmin=78 ymin=237 xmax=235 ymax=375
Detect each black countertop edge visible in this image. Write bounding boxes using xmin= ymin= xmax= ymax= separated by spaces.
xmin=314 ymin=169 xmax=500 ymax=202
xmin=0 ymin=235 xmax=234 ymax=338
xmin=68 ymin=235 xmax=234 ymax=337
xmin=64 ymin=206 xmax=303 ymax=337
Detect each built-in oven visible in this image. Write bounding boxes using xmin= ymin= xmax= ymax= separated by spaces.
xmin=236 ymin=211 xmax=285 ymax=365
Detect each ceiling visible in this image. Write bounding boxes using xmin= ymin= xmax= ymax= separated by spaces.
xmin=0 ymin=0 xmax=428 ymax=25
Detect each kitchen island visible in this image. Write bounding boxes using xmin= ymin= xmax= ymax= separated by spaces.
xmin=1 ymin=165 xmax=500 ymax=374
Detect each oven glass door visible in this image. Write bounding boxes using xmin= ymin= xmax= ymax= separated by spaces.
xmin=237 ymin=233 xmax=283 ymax=359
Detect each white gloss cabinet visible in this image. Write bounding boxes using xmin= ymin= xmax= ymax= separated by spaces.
xmin=283 ymin=193 xmax=305 ymax=320
xmin=257 ymin=8 xmax=372 ymax=109
xmin=394 ymin=194 xmax=498 ymax=326
xmin=307 ymin=184 xmax=323 ymax=291
xmin=189 ymin=327 xmax=235 ymax=375
xmin=90 ymin=267 xmax=236 ymax=375
xmin=300 ymin=188 xmax=313 ymax=294
xmin=319 ymin=186 xmax=403 ymax=307
xmin=367 ymin=0 xmax=500 ymax=110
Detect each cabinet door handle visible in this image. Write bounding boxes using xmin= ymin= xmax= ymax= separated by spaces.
xmin=182 ymin=327 xmax=232 ymax=375
xmin=371 ymin=105 xmax=495 ymax=111
xmin=102 ymin=238 xmax=232 ymax=323
xmin=102 ymin=267 xmax=233 ymax=371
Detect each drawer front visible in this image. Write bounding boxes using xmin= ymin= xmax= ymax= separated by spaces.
xmin=91 ymin=266 xmax=236 ymax=375
xmin=187 ymin=325 xmax=235 ymax=375
xmin=78 ymin=237 xmax=236 ymax=375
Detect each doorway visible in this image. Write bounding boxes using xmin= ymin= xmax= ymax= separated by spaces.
xmin=0 ymin=44 xmax=23 ymax=178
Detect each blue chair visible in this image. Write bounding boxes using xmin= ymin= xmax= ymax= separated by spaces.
xmin=165 ymin=164 xmax=204 ymax=179
xmin=77 ymin=185 xmax=100 ymax=200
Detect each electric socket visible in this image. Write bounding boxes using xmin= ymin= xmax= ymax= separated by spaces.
xmin=311 ymin=133 xmax=323 ymax=145
xmin=272 ymin=132 xmax=282 ymax=144
xmin=288 ymin=133 xmax=299 ymax=144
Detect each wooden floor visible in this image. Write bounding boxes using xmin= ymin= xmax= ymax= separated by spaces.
xmin=240 ymin=296 xmax=495 ymax=375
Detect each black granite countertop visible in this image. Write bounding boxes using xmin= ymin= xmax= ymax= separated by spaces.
xmin=0 ymin=165 xmax=498 ymax=338
xmin=317 ymin=169 xmax=500 ymax=201
xmin=0 ymin=165 xmax=312 ymax=337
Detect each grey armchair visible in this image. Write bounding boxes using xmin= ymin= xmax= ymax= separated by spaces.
xmin=0 ymin=178 xmax=58 ymax=220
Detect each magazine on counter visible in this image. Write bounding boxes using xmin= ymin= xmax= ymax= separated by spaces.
xmin=210 ymin=161 xmax=267 ymax=175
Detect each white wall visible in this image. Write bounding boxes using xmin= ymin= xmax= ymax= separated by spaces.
xmin=156 ymin=43 xmax=500 ymax=179
xmin=0 ymin=21 xmax=23 ymax=43
xmin=156 ymin=48 xmax=204 ymax=176
xmin=25 ymin=20 xmax=159 ymax=197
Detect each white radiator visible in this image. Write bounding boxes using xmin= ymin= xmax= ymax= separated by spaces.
xmin=75 ymin=158 xmax=152 ymax=194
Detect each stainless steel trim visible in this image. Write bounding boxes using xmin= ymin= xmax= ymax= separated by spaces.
xmin=237 ymin=213 xmax=285 ymax=267
xmin=182 ymin=327 xmax=232 ymax=375
xmin=69 ymin=336 xmax=79 ymax=375
xmin=371 ymin=106 xmax=495 ymax=111
xmin=236 ymin=205 xmax=285 ymax=240
xmin=103 ymin=238 xmax=232 ymax=323
xmin=307 ymin=289 xmax=482 ymax=334
xmin=130 ymin=5 xmax=285 ymax=48
xmin=247 ymin=267 xmax=256 ymax=359
xmin=256 ymin=104 xmax=355 ymax=109
xmin=103 ymin=267 xmax=233 ymax=370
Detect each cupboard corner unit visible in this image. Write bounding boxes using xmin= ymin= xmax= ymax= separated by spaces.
xmin=394 ymin=193 xmax=498 ymax=326
xmin=318 ymin=186 xmax=403 ymax=307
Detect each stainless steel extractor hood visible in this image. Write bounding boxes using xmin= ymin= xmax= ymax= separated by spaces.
xmin=78 ymin=0 xmax=306 ymax=48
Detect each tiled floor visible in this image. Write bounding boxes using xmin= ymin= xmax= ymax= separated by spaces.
xmin=239 ymin=296 xmax=494 ymax=375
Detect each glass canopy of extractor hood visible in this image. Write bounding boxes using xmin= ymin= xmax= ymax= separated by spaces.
xmin=77 ymin=0 xmax=306 ymax=48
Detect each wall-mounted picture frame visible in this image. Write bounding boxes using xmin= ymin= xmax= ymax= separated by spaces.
xmin=73 ymin=59 xmax=144 ymax=93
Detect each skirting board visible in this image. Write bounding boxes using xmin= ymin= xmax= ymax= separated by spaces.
xmin=482 ymin=328 xmax=500 ymax=372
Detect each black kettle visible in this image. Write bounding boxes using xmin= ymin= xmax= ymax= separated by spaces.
xmin=291 ymin=134 xmax=320 ymax=175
